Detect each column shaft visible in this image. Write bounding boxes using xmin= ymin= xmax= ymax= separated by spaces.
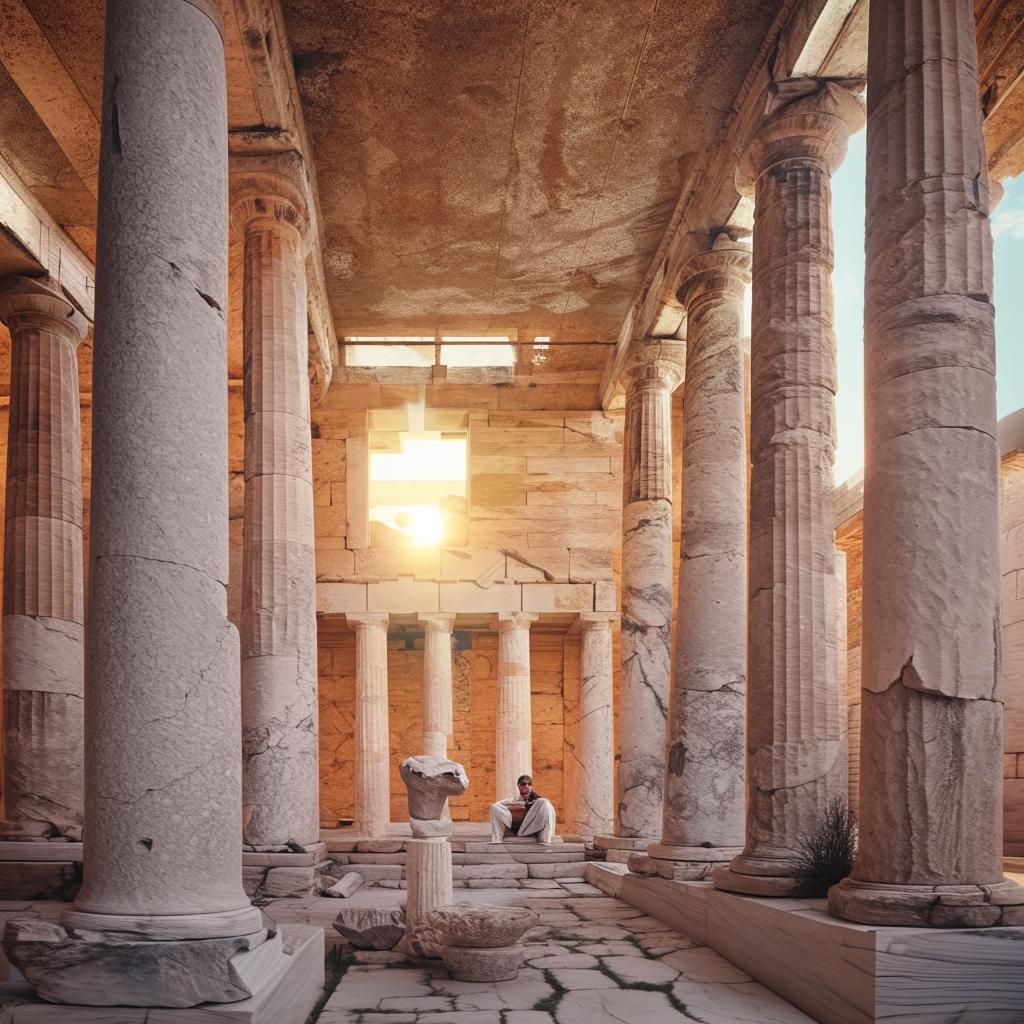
xmin=420 ymin=614 xmax=455 ymax=759
xmin=0 ymin=279 xmax=87 ymax=840
xmin=232 ymin=156 xmax=319 ymax=848
xmin=70 ymin=0 xmax=259 ymax=937
xmin=617 ymin=343 xmax=683 ymax=839
xmin=716 ymin=82 xmax=863 ymax=896
xmin=573 ymin=614 xmax=615 ymax=837
xmin=830 ymin=0 xmax=1024 ymax=926
xmin=659 ymin=239 xmax=749 ymax=861
xmin=495 ymin=612 xmax=536 ymax=800
xmin=351 ymin=614 xmax=390 ymax=837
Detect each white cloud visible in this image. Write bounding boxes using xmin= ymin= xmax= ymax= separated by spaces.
xmin=992 ymin=206 xmax=1024 ymax=239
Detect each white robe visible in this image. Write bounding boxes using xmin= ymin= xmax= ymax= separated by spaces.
xmin=488 ymin=796 xmax=556 ymax=844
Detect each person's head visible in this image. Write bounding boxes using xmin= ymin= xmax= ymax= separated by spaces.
xmin=516 ymin=775 xmax=533 ymax=797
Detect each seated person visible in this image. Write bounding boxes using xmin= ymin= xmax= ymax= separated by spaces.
xmin=488 ymin=774 xmax=556 ymax=844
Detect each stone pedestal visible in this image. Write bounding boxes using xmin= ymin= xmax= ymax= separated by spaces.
xmin=716 ymin=81 xmax=863 ymax=898
xmin=494 ymin=612 xmax=536 ymax=800
xmin=349 ymin=613 xmax=391 ymax=837
xmin=617 ymin=343 xmax=684 ymax=840
xmin=420 ymin=614 xmax=456 ymax=758
xmin=0 ymin=1 xmax=319 ymax=1011
xmin=656 ymin=237 xmax=750 ymax=878
xmin=232 ymin=152 xmax=319 ymax=853
xmin=571 ymin=613 xmax=615 ymax=837
xmin=830 ymin=0 xmax=1024 ymax=927
xmin=0 ymin=277 xmax=87 ymax=860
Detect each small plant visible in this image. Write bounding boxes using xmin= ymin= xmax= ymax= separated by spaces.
xmin=794 ymin=795 xmax=857 ymax=897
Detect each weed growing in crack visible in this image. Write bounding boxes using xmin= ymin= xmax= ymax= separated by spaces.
xmin=532 ymin=968 xmax=568 ymax=1015
xmin=794 ymin=795 xmax=857 ymax=896
xmin=303 ymin=946 xmax=352 ymax=1024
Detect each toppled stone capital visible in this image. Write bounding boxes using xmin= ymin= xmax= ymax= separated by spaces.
xmin=400 ymin=755 xmax=469 ymax=830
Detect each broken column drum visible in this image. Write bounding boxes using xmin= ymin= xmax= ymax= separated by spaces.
xmin=715 ymin=81 xmax=861 ymax=897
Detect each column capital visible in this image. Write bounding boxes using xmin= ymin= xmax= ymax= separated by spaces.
xmin=418 ymin=613 xmax=456 ymax=633
xmin=623 ymin=340 xmax=685 ymax=395
xmin=230 ymin=150 xmax=310 ymax=241
xmin=578 ymin=612 xmax=617 ymax=632
xmin=347 ymin=612 xmax=390 ymax=632
xmin=736 ymin=79 xmax=865 ymax=194
xmin=0 ymin=276 xmax=88 ymax=346
xmin=495 ymin=611 xmax=538 ymax=633
xmin=676 ymin=235 xmax=752 ymax=308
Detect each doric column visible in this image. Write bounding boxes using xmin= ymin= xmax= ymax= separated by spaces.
xmin=495 ymin=611 xmax=537 ymax=800
xmin=830 ymin=0 xmax=1024 ymax=926
xmin=420 ymin=613 xmax=456 ymax=758
xmin=617 ymin=342 xmax=684 ymax=839
xmin=4 ymin=1 xmax=276 ymax=1007
xmin=715 ymin=81 xmax=863 ymax=897
xmin=350 ymin=613 xmax=391 ymax=837
xmin=231 ymin=153 xmax=319 ymax=849
xmin=655 ymin=237 xmax=750 ymax=875
xmin=0 ymin=278 xmax=87 ymax=841
xmin=573 ymin=613 xmax=616 ymax=837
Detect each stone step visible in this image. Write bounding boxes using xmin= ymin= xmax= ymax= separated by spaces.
xmin=604 ymin=848 xmax=635 ymax=864
xmin=505 ymin=851 xmax=586 ymax=864
xmin=345 ymin=852 xmax=407 ymax=864
xmin=463 ymin=841 xmax=585 ymax=855
xmin=344 ymin=864 xmax=404 ymax=881
xmin=526 ymin=862 xmax=587 ymax=879
xmin=452 ymin=853 xmax=515 ymax=865
xmin=451 ymin=862 xmax=528 ymax=880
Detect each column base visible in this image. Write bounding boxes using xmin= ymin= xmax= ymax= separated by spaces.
xmin=712 ymin=853 xmax=805 ymax=897
xmin=828 ymin=875 xmax=1024 ymax=928
xmin=242 ymin=842 xmax=329 ymax=899
xmin=0 ymin=841 xmax=82 ymax=900
xmin=630 ymin=844 xmax=744 ymax=882
xmin=2 ymin=924 xmax=323 ymax=1022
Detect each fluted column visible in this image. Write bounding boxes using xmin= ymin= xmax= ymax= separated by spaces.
xmin=655 ymin=238 xmax=749 ymax=874
xmin=495 ymin=611 xmax=537 ymax=800
xmin=715 ymin=81 xmax=863 ymax=897
xmin=231 ymin=153 xmax=319 ymax=849
xmin=617 ymin=342 xmax=684 ymax=839
xmin=0 ymin=278 xmax=87 ymax=842
xmin=420 ymin=613 xmax=456 ymax=758
xmin=573 ymin=613 xmax=616 ymax=837
xmin=350 ymin=613 xmax=391 ymax=837
xmin=830 ymin=0 xmax=1024 ymax=927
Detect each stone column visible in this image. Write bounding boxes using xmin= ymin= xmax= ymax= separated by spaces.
xmin=654 ymin=237 xmax=750 ymax=877
xmin=495 ymin=611 xmax=537 ymax=800
xmin=715 ymin=81 xmax=864 ymax=897
xmin=5 ymin=0 xmax=278 ymax=1007
xmin=830 ymin=0 xmax=1024 ymax=927
xmin=617 ymin=342 xmax=684 ymax=839
xmin=231 ymin=153 xmax=319 ymax=850
xmin=0 ymin=278 xmax=87 ymax=842
xmin=573 ymin=613 xmax=616 ymax=837
xmin=350 ymin=613 xmax=391 ymax=837
xmin=420 ymin=613 xmax=456 ymax=758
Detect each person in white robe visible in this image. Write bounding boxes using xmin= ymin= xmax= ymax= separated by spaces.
xmin=488 ymin=774 xmax=556 ymax=844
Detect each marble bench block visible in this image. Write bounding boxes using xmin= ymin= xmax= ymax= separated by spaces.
xmin=617 ymin=876 xmax=1024 ymax=1024
xmin=0 ymin=924 xmax=324 ymax=1023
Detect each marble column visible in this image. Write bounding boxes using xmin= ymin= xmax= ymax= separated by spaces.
xmin=573 ymin=613 xmax=616 ymax=837
xmin=617 ymin=342 xmax=684 ymax=839
xmin=231 ymin=153 xmax=319 ymax=849
xmin=655 ymin=237 xmax=749 ymax=874
xmin=495 ymin=611 xmax=537 ymax=801
xmin=420 ymin=613 xmax=456 ymax=758
xmin=715 ymin=81 xmax=863 ymax=897
xmin=0 ymin=278 xmax=87 ymax=841
xmin=4 ymin=0 xmax=273 ymax=1007
xmin=830 ymin=0 xmax=1024 ymax=927
xmin=350 ymin=613 xmax=391 ymax=837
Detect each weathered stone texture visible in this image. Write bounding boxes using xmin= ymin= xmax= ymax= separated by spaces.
xmin=350 ymin=613 xmax=391 ymax=837
xmin=495 ymin=612 xmax=537 ymax=800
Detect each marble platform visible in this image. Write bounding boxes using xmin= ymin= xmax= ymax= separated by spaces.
xmin=0 ymin=924 xmax=324 ymax=1023
xmin=0 ymin=842 xmax=83 ymax=901
xmin=602 ymin=869 xmax=1024 ymax=1024
xmin=242 ymin=841 xmax=329 ymax=899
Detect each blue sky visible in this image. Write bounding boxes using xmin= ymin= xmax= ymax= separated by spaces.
xmin=831 ymin=132 xmax=1024 ymax=483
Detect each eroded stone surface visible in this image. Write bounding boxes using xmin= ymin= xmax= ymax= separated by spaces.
xmin=333 ymin=906 xmax=406 ymax=949
xmin=427 ymin=904 xmax=538 ymax=948
xmin=495 ymin=612 xmax=537 ymax=800
xmin=400 ymin=755 xmax=469 ymax=824
xmin=348 ymin=613 xmax=391 ymax=837
xmin=441 ymin=942 xmax=525 ymax=982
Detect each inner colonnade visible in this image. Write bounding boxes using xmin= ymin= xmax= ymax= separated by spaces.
xmin=0 ymin=0 xmax=1022 ymax=1019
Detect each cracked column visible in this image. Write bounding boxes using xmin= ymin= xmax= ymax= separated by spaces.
xmin=573 ymin=613 xmax=616 ymax=837
xmin=350 ymin=613 xmax=391 ymax=837
xmin=0 ymin=0 xmax=305 ymax=1008
xmin=653 ymin=237 xmax=750 ymax=878
xmin=616 ymin=342 xmax=684 ymax=840
xmin=495 ymin=611 xmax=537 ymax=800
xmin=715 ymin=81 xmax=863 ymax=897
xmin=420 ymin=614 xmax=456 ymax=758
xmin=0 ymin=278 xmax=87 ymax=849
xmin=231 ymin=153 xmax=319 ymax=853
xmin=830 ymin=0 xmax=1024 ymax=927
